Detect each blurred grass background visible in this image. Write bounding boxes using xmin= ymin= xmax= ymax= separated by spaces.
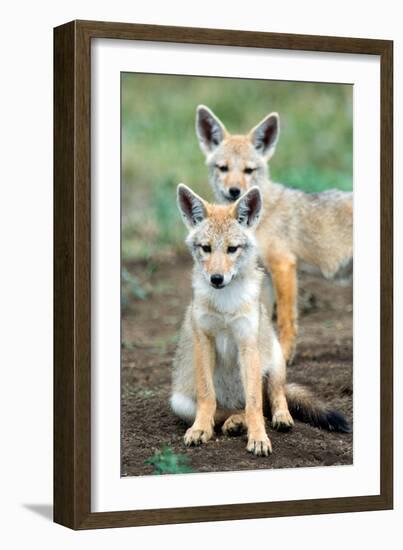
xmin=122 ymin=74 xmax=352 ymax=261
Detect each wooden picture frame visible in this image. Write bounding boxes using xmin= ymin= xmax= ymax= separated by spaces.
xmin=54 ymin=19 xmax=393 ymax=529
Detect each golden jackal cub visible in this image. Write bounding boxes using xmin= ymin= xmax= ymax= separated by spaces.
xmin=171 ymin=184 xmax=350 ymax=456
xmin=196 ymin=105 xmax=353 ymax=364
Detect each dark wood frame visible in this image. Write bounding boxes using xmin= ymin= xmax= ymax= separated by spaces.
xmin=54 ymin=19 xmax=393 ymax=530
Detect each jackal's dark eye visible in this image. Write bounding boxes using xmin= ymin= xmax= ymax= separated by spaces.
xmin=227 ymin=246 xmax=239 ymax=254
xmin=244 ymin=167 xmax=256 ymax=175
xmin=216 ymin=164 xmax=228 ymax=173
xmin=201 ymin=245 xmax=211 ymax=253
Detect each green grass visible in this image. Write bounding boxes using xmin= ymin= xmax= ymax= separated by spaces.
xmin=122 ymin=73 xmax=353 ymax=261
xmin=145 ymin=447 xmax=194 ymax=475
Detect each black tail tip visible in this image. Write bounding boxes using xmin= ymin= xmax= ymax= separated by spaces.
xmin=324 ymin=409 xmax=352 ymax=433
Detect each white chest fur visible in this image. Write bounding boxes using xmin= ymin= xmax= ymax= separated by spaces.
xmin=192 ymin=274 xmax=261 ymax=342
xmin=213 ymin=326 xmax=246 ymax=409
xmin=191 ymin=272 xmax=262 ymax=409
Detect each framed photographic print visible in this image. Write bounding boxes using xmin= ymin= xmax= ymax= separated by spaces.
xmin=54 ymin=20 xmax=393 ymax=529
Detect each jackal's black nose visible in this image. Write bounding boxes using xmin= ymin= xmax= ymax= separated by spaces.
xmin=210 ymin=273 xmax=224 ymax=287
xmin=229 ymin=187 xmax=241 ymax=199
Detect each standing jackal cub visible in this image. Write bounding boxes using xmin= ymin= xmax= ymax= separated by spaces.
xmin=171 ymin=184 xmax=350 ymax=456
xmin=196 ymin=105 xmax=353 ymax=364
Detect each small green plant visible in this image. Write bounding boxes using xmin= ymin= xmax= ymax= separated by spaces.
xmin=145 ymin=447 xmax=194 ymax=475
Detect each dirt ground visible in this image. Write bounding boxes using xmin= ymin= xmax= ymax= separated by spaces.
xmin=121 ymin=257 xmax=353 ymax=477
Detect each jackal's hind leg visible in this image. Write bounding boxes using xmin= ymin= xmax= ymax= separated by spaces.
xmin=222 ymin=412 xmax=247 ymax=436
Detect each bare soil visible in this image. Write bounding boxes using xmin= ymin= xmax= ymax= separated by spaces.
xmin=121 ymin=258 xmax=353 ymax=476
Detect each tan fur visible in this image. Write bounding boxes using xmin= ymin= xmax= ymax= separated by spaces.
xmin=196 ymin=105 xmax=353 ymax=363
xmin=266 ymin=252 xmax=298 ymax=362
xmin=171 ymin=184 xmax=351 ymax=456
xmin=172 ymin=185 xmax=293 ymax=456
xmin=183 ymin=328 xmax=216 ymax=446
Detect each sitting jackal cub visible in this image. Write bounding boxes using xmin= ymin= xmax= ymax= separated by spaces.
xmin=171 ymin=184 xmax=350 ymax=456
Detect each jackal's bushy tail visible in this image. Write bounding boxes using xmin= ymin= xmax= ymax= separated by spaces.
xmin=285 ymin=383 xmax=351 ymax=433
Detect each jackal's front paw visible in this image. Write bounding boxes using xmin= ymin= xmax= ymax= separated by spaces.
xmin=246 ymin=433 xmax=272 ymax=456
xmin=222 ymin=414 xmax=247 ymax=436
xmin=184 ymin=424 xmax=213 ymax=446
xmin=271 ymin=410 xmax=294 ymax=431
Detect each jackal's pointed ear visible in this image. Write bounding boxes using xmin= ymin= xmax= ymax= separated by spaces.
xmin=234 ymin=187 xmax=262 ymax=228
xmin=249 ymin=112 xmax=280 ymax=160
xmin=177 ymin=184 xmax=207 ymax=228
xmin=196 ymin=105 xmax=227 ymax=155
